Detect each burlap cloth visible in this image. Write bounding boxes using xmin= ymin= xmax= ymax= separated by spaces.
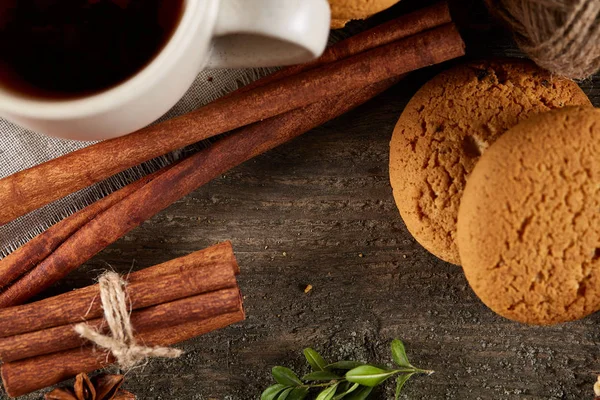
xmin=0 ymin=68 xmax=270 ymax=257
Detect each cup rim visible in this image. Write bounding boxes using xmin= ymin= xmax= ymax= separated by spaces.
xmin=0 ymin=0 xmax=215 ymax=120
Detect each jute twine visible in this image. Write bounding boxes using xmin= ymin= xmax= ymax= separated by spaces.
xmin=74 ymin=272 xmax=182 ymax=369
xmin=486 ymin=0 xmax=600 ymax=79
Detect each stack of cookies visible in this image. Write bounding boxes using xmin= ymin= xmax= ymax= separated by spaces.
xmin=389 ymin=59 xmax=600 ymax=325
xmin=328 ymin=0 xmax=401 ymax=28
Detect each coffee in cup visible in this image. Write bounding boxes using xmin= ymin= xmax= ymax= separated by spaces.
xmin=0 ymin=0 xmax=184 ymax=99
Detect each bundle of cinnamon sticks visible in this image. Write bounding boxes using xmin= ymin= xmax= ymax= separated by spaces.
xmin=0 ymin=242 xmax=243 ymax=398
xmin=0 ymin=2 xmax=464 ymax=308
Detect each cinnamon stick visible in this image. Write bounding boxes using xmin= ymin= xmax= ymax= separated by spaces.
xmin=0 ymin=287 xmax=242 ymax=363
xmin=0 ymin=242 xmax=238 ymax=332
xmin=0 ymin=166 xmax=174 ymax=291
xmin=0 ymin=78 xmax=403 ymax=308
xmin=0 ymin=22 xmax=465 ymax=225
xmin=1 ymin=310 xmax=245 ymax=398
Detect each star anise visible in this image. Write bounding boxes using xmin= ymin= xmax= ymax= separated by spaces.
xmin=45 ymin=373 xmax=135 ymax=400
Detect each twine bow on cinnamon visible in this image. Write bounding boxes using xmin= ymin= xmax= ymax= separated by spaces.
xmin=74 ymin=272 xmax=183 ymax=369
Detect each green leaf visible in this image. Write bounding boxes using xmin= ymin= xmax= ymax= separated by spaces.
xmin=391 ymin=340 xmax=412 ymax=369
xmin=304 ymin=348 xmax=328 ymax=371
xmin=326 ymin=361 xmax=365 ymax=370
xmin=316 ymin=383 xmax=339 ymax=400
xmin=287 ymin=387 xmax=310 ymax=400
xmin=343 ymin=386 xmax=373 ymax=400
xmin=333 ymin=383 xmax=360 ymax=400
xmin=302 ymin=371 xmax=341 ymax=381
xmin=261 ymin=384 xmax=288 ymax=400
xmin=272 ymin=367 xmax=302 ymax=387
xmin=346 ymin=366 xmax=398 ymax=387
xmin=278 ymin=388 xmax=293 ymax=400
xmin=395 ymin=373 xmax=414 ymax=399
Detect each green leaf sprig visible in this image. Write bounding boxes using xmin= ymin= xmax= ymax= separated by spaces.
xmin=261 ymin=339 xmax=433 ymax=400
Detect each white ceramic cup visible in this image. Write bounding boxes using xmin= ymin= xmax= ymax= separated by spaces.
xmin=0 ymin=0 xmax=331 ymax=141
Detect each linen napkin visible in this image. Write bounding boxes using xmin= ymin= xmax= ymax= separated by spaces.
xmin=0 ymin=68 xmax=270 ymax=257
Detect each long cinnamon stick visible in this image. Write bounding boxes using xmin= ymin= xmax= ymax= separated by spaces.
xmin=0 ymin=166 xmax=175 ymax=291
xmin=1 ymin=310 xmax=245 ymax=398
xmin=0 ymin=242 xmax=238 ymax=332
xmin=0 ymin=22 xmax=464 ymax=226
xmin=0 ymin=78 xmax=403 ymax=308
xmin=0 ymin=287 xmax=242 ymax=363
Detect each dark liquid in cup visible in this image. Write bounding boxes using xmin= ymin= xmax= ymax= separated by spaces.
xmin=0 ymin=0 xmax=184 ymax=99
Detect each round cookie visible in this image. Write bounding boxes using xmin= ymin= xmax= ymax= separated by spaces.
xmin=389 ymin=59 xmax=591 ymax=265
xmin=457 ymin=107 xmax=600 ymax=325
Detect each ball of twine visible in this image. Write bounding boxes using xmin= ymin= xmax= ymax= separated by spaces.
xmin=486 ymin=0 xmax=600 ymax=79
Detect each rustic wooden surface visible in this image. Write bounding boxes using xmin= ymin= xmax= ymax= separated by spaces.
xmin=3 ymin=1 xmax=600 ymax=399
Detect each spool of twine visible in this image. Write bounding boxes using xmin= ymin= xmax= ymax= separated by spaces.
xmin=486 ymin=0 xmax=600 ymax=79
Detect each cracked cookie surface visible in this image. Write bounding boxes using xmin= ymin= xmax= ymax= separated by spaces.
xmin=389 ymin=59 xmax=591 ymax=265
xmin=457 ymin=107 xmax=600 ymax=325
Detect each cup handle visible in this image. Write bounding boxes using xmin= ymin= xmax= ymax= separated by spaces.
xmin=206 ymin=0 xmax=331 ymax=69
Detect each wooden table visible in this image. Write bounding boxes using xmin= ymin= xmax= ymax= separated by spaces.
xmin=6 ymin=1 xmax=600 ymax=399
